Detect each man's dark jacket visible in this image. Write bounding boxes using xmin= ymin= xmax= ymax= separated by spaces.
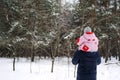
xmin=72 ymin=50 xmax=101 ymax=80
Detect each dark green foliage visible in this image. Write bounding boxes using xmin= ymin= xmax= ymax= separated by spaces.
xmin=0 ymin=0 xmax=120 ymax=62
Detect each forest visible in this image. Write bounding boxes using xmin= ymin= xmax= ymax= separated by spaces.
xmin=0 ymin=0 xmax=120 ymax=63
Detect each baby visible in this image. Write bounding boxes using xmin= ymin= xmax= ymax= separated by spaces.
xmin=76 ymin=27 xmax=99 ymax=52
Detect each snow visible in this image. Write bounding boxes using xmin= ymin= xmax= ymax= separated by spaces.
xmin=8 ymin=21 xmax=19 ymax=33
xmin=64 ymin=32 xmax=74 ymax=39
xmin=0 ymin=57 xmax=120 ymax=80
xmin=99 ymin=33 xmax=108 ymax=39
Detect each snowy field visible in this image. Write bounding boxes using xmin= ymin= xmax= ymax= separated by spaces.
xmin=0 ymin=57 xmax=120 ymax=80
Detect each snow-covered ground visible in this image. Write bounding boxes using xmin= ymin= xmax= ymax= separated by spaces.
xmin=0 ymin=57 xmax=120 ymax=80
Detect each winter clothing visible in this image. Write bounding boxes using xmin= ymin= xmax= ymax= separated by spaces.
xmin=72 ymin=50 xmax=101 ymax=80
xmin=76 ymin=27 xmax=98 ymax=52
xmin=84 ymin=26 xmax=92 ymax=33
xmin=76 ymin=32 xmax=99 ymax=52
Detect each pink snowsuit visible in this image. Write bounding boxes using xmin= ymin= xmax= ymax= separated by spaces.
xmin=76 ymin=32 xmax=99 ymax=52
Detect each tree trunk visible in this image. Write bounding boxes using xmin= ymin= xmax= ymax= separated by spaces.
xmin=31 ymin=46 xmax=34 ymax=62
xmin=31 ymin=54 xmax=34 ymax=62
xmin=105 ymin=39 xmax=109 ymax=63
xmin=51 ymin=57 xmax=55 ymax=73
xmin=56 ymin=0 xmax=61 ymax=13
xmin=118 ymin=40 xmax=120 ymax=61
xmin=90 ymin=0 xmax=97 ymax=27
xmin=13 ymin=52 xmax=15 ymax=71
xmin=74 ymin=65 xmax=77 ymax=78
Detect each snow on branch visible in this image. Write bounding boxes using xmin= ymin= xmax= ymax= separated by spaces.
xmin=8 ymin=21 xmax=19 ymax=33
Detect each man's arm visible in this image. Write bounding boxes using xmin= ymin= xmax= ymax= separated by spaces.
xmin=72 ymin=50 xmax=80 ymax=65
xmin=97 ymin=52 xmax=101 ymax=65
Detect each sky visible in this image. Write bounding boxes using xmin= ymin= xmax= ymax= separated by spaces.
xmin=62 ymin=0 xmax=78 ymax=5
